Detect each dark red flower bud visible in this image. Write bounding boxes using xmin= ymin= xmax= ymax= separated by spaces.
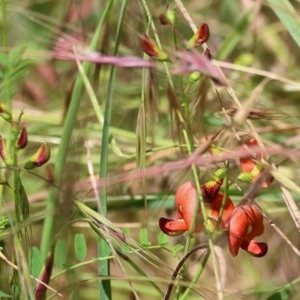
xmin=201 ymin=179 xmax=223 ymax=202
xmin=16 ymin=126 xmax=28 ymax=149
xmin=0 ymin=135 xmax=6 ymax=161
xmin=24 ymin=143 xmax=50 ymax=170
xmin=187 ymin=23 xmax=210 ymax=49
xmin=159 ymin=9 xmax=176 ymax=26
xmin=141 ymin=34 xmax=169 ymax=61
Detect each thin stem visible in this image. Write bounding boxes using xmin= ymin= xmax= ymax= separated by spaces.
xmin=1 ymin=0 xmax=7 ymax=50
xmin=98 ymin=1 xmax=126 ymax=299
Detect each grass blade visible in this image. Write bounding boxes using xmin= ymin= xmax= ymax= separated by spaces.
xmin=267 ymin=0 xmax=300 ymax=49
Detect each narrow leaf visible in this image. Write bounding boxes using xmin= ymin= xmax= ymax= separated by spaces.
xmin=267 ymin=0 xmax=300 ymax=49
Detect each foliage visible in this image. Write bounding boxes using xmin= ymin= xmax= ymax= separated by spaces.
xmin=0 ymin=0 xmax=300 ymax=299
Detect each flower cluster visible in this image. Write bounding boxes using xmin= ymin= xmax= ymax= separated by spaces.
xmin=159 ymin=179 xmax=268 ymax=257
xmin=159 ymin=138 xmax=270 ymax=257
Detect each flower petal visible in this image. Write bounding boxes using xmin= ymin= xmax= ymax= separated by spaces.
xmin=228 ymin=204 xmax=265 ymax=257
xmin=159 ymin=217 xmax=187 ymax=236
xmin=240 ymin=240 xmax=268 ymax=257
xmin=209 ymin=192 xmax=234 ymax=228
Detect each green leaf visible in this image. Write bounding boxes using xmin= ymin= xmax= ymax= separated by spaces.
xmin=139 ymin=228 xmax=151 ymax=246
xmin=267 ymin=0 xmax=300 ymax=49
xmin=29 ymin=246 xmax=43 ymax=278
xmin=0 ymin=290 xmax=12 ymax=297
xmin=74 ymin=233 xmax=87 ymax=262
xmin=54 ymin=239 xmax=67 ymax=270
xmin=158 ymin=232 xmax=168 ymax=246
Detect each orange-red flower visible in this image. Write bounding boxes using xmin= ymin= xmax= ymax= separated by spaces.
xmin=228 ymin=203 xmax=268 ymax=257
xmin=159 ymin=180 xmax=234 ymax=235
xmin=159 ymin=181 xmax=203 ymax=236
xmin=208 ymin=192 xmax=235 ymax=229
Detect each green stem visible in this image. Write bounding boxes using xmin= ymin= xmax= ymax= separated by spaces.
xmin=40 ymin=1 xmax=114 ymax=261
xmin=179 ymin=249 xmax=210 ymax=300
xmin=1 ymin=0 xmax=7 ymax=50
xmin=98 ymin=1 xmax=126 ymax=299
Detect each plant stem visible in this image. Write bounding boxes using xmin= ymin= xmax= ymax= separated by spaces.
xmin=98 ymin=1 xmax=126 ymax=299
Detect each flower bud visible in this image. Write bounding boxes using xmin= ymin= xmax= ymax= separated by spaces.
xmin=189 ymin=71 xmax=201 ymax=82
xmin=159 ymin=9 xmax=176 ymax=26
xmin=237 ymin=172 xmax=254 ymax=183
xmin=0 ymin=103 xmax=12 ymax=123
xmin=141 ymin=34 xmax=169 ymax=61
xmin=187 ymin=23 xmax=210 ymax=49
xmin=16 ymin=126 xmax=28 ymax=150
xmin=0 ymin=135 xmax=6 ymax=162
xmin=24 ymin=143 xmax=50 ymax=170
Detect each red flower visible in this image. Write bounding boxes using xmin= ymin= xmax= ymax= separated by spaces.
xmin=159 ymin=181 xmax=203 ymax=236
xmin=208 ymin=192 xmax=235 ymax=229
xmin=228 ymin=203 xmax=268 ymax=257
xmin=159 ymin=180 xmax=234 ymax=235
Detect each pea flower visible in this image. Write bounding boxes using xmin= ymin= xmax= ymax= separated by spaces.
xmin=159 ymin=180 xmax=234 ymax=235
xmin=159 ymin=181 xmax=203 ymax=236
xmin=228 ymin=203 xmax=268 ymax=257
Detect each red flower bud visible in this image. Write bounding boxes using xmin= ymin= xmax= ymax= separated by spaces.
xmin=201 ymin=179 xmax=223 ymax=202
xmin=24 ymin=143 xmax=50 ymax=170
xmin=0 ymin=136 xmax=6 ymax=161
xmin=141 ymin=34 xmax=169 ymax=61
xmin=16 ymin=126 xmax=28 ymax=149
xmin=187 ymin=23 xmax=210 ymax=49
xmin=159 ymin=9 xmax=176 ymax=26
xmin=228 ymin=204 xmax=267 ymax=257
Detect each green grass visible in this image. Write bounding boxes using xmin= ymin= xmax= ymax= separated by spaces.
xmin=0 ymin=0 xmax=300 ymax=299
